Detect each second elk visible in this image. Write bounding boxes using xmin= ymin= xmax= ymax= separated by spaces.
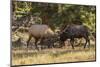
xmin=59 ymin=24 xmax=90 ymax=49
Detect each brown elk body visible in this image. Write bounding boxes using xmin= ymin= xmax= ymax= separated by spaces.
xmin=27 ymin=24 xmax=55 ymax=50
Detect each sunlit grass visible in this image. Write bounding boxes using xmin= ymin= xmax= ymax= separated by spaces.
xmin=12 ymin=43 xmax=96 ymax=66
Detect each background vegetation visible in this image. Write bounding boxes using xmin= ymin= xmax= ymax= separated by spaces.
xmin=12 ymin=1 xmax=96 ymax=32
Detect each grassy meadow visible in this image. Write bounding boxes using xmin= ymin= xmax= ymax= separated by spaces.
xmin=12 ymin=40 xmax=96 ymax=66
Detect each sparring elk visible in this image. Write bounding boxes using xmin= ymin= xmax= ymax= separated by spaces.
xmin=27 ymin=24 xmax=56 ymax=50
xmin=59 ymin=24 xmax=90 ymax=49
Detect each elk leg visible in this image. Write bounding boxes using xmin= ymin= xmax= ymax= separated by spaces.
xmin=51 ymin=43 xmax=55 ymax=48
xmin=84 ymin=38 xmax=88 ymax=48
xmin=35 ymin=38 xmax=39 ymax=50
xmin=27 ymin=34 xmax=32 ymax=48
xmin=39 ymin=37 xmax=44 ymax=44
xmin=88 ymin=39 xmax=90 ymax=48
xmin=84 ymin=38 xmax=90 ymax=48
xmin=70 ymin=39 xmax=74 ymax=49
xmin=39 ymin=37 xmax=45 ymax=49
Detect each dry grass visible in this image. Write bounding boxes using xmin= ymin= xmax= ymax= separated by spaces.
xmin=12 ymin=41 xmax=96 ymax=66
